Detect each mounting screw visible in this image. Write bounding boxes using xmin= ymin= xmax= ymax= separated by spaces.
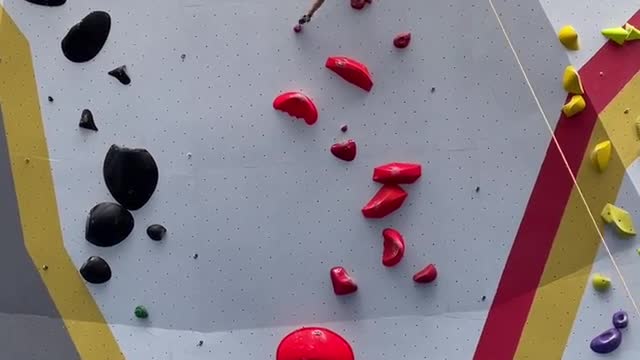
xmin=181 ymin=54 xmax=186 ymax=61
xmin=475 ymin=186 xmax=480 ymax=192
xmin=430 ymin=87 xmax=436 ymax=93
xmin=187 ymin=152 xmax=192 ymax=159
xmin=624 ymin=108 xmax=630 ymax=114
xmin=193 ymin=253 xmax=198 ymax=259
xmin=481 ymin=295 xmax=486 ymax=301
xmin=25 ymin=157 xmax=30 ymax=164
xmin=197 ymin=340 xmax=204 ymax=346
xmin=42 ymin=264 xmax=48 ymax=271
xmin=47 ymin=96 xmax=54 ymax=102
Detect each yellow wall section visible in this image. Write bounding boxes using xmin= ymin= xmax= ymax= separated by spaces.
xmin=0 ymin=7 xmax=124 ymax=360
xmin=514 ymin=74 xmax=640 ymax=358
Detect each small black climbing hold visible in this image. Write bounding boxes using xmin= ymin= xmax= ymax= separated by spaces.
xmin=193 ymin=253 xmax=198 ymax=259
xmin=197 ymin=340 xmax=204 ymax=346
xmin=103 ymin=144 xmax=159 ymax=210
xmin=431 ymin=87 xmax=436 ymax=93
xmin=24 ymin=0 xmax=66 ymax=6
xmin=79 ymin=109 xmax=98 ymax=131
xmin=79 ymin=256 xmax=112 ymax=284
xmin=85 ymin=202 xmax=134 ymax=247
xmin=475 ymin=186 xmax=480 ymax=192
xmin=481 ymin=296 xmax=486 ymax=301
xmin=61 ymin=11 xmax=111 ymax=63
xmin=340 ymin=124 xmax=348 ymax=132
xmin=180 ymin=54 xmax=186 ymax=60
xmin=146 ymin=224 xmax=166 ymax=241
xmin=48 ymin=96 xmax=54 ymax=102
xmin=108 ymin=65 xmax=131 ymax=85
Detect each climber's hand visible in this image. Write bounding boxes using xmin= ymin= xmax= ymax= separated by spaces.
xmin=298 ymin=14 xmax=311 ymax=24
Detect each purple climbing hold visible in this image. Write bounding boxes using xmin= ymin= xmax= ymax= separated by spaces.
xmin=590 ymin=328 xmax=622 ymax=354
xmin=613 ymin=310 xmax=629 ymax=329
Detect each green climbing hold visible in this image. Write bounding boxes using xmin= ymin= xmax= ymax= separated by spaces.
xmin=134 ymin=305 xmax=149 ymax=319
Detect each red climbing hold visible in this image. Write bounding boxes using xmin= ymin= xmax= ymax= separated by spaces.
xmin=293 ymin=24 xmax=302 ymax=33
xmin=382 ymin=228 xmax=405 ymax=267
xmin=373 ymin=162 xmax=421 ymax=184
xmin=361 ymin=184 xmax=408 ymax=218
xmin=330 ymin=139 xmax=357 ymax=162
xmin=393 ymin=32 xmax=412 ymax=48
xmin=413 ymin=264 xmax=437 ymax=283
xmin=351 ymin=0 xmax=366 ymax=9
xmin=276 ymin=327 xmax=355 ymax=360
xmin=325 ymin=56 xmax=374 ymax=92
xmin=273 ymin=92 xmax=318 ymax=125
xmin=330 ymin=266 xmax=358 ymax=295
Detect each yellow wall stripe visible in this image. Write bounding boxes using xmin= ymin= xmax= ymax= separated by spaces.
xmin=0 ymin=7 xmax=124 ymax=359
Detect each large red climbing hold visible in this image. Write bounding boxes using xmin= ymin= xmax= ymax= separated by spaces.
xmin=413 ymin=264 xmax=437 ymax=283
xmin=325 ymin=56 xmax=374 ymax=92
xmin=373 ymin=162 xmax=421 ymax=184
xmin=361 ymin=184 xmax=408 ymax=218
xmin=273 ymin=92 xmax=318 ymax=125
xmin=276 ymin=327 xmax=355 ymax=360
xmin=330 ymin=139 xmax=357 ymax=161
xmin=393 ymin=32 xmax=412 ymax=48
xmin=330 ymin=266 xmax=358 ymax=295
xmin=382 ymin=228 xmax=405 ymax=267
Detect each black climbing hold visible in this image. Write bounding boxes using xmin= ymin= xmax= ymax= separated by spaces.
xmin=85 ymin=202 xmax=134 ymax=247
xmin=108 ymin=65 xmax=131 ymax=85
xmin=79 ymin=109 xmax=98 ymax=131
xmin=481 ymin=295 xmax=486 ymax=301
xmin=79 ymin=256 xmax=112 ymax=284
xmin=24 ymin=0 xmax=66 ymax=6
xmin=103 ymin=144 xmax=159 ymax=210
xmin=146 ymin=224 xmax=166 ymax=241
xmin=431 ymin=87 xmax=436 ymax=93
xmin=193 ymin=253 xmax=198 ymax=259
xmin=61 ymin=11 xmax=111 ymax=63
xmin=197 ymin=340 xmax=204 ymax=346
xmin=475 ymin=186 xmax=480 ymax=192
xmin=180 ymin=54 xmax=186 ymax=61
xmin=48 ymin=96 xmax=54 ymax=102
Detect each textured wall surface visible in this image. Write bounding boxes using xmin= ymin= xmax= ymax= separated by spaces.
xmin=1 ymin=0 xmax=639 ymax=359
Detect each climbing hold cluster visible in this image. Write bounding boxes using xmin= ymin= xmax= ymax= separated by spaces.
xmin=558 ymin=25 xmax=579 ymax=50
xmin=362 ymin=163 xmax=421 ymax=218
xmin=602 ymin=23 xmax=640 ymax=46
xmin=601 ymin=203 xmax=636 ymax=236
xmin=560 ymin=66 xmax=586 ymax=118
xmin=277 ymin=327 xmax=355 ymax=360
xmin=590 ymin=310 xmax=629 ymax=354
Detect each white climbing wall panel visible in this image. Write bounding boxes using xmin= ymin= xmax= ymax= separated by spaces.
xmin=3 ymin=0 xmax=640 ymax=358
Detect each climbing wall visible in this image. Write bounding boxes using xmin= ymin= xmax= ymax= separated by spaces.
xmin=1 ymin=0 xmax=640 ymax=359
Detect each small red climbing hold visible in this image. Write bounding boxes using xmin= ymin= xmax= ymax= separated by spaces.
xmin=413 ymin=264 xmax=437 ymax=283
xmin=273 ymin=92 xmax=318 ymax=125
xmin=330 ymin=266 xmax=358 ymax=295
xmin=361 ymin=184 xmax=408 ymax=218
xmin=293 ymin=24 xmax=302 ymax=33
xmin=373 ymin=162 xmax=422 ymax=184
xmin=351 ymin=0 xmax=366 ymax=9
xmin=382 ymin=228 xmax=405 ymax=267
xmin=326 ymin=56 xmax=374 ymax=92
xmin=276 ymin=327 xmax=355 ymax=360
xmin=393 ymin=32 xmax=412 ymax=49
xmin=330 ymin=139 xmax=357 ymax=162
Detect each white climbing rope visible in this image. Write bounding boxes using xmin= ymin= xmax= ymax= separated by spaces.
xmin=487 ymin=0 xmax=640 ymax=317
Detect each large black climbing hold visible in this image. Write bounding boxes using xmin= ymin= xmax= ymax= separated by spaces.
xmin=85 ymin=202 xmax=134 ymax=247
xmin=108 ymin=65 xmax=131 ymax=85
xmin=79 ymin=256 xmax=112 ymax=284
xmin=24 ymin=0 xmax=66 ymax=6
xmin=61 ymin=11 xmax=111 ymax=63
xmin=147 ymin=224 xmax=166 ymax=241
xmin=79 ymin=109 xmax=98 ymax=131
xmin=103 ymin=145 xmax=158 ymax=210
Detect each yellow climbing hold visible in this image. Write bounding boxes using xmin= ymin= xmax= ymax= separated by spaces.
xmin=592 ymin=274 xmax=611 ymax=292
xmin=562 ymin=65 xmax=584 ymax=94
xmin=562 ymin=95 xmax=586 ymax=118
xmin=558 ymin=25 xmax=579 ymax=50
xmin=590 ymin=140 xmax=612 ymax=172
xmin=624 ymin=23 xmax=640 ymax=41
xmin=602 ymin=27 xmax=628 ymax=45
xmin=636 ymin=117 xmax=640 ymax=139
xmin=601 ymin=203 xmax=636 ymax=236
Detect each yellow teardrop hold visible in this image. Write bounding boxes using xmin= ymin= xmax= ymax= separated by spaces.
xmin=590 ymin=140 xmax=611 ymax=172
xmin=624 ymin=23 xmax=640 ymax=41
xmin=558 ymin=25 xmax=579 ymax=50
xmin=562 ymin=65 xmax=584 ymax=94
xmin=562 ymin=95 xmax=586 ymax=118
xmin=601 ymin=203 xmax=636 ymax=236
xmin=592 ymin=273 xmax=611 ymax=292
xmin=602 ymin=27 xmax=628 ymax=45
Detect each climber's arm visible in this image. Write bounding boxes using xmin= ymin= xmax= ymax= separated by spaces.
xmin=299 ymin=0 xmax=325 ymax=24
